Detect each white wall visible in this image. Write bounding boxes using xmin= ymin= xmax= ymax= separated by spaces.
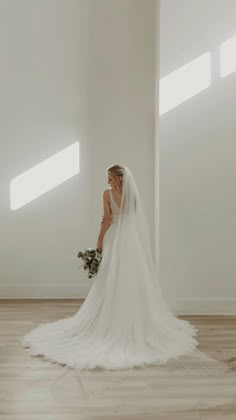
xmin=0 ymin=0 xmax=156 ymax=298
xmin=159 ymin=0 xmax=236 ymax=314
xmin=88 ymin=0 xmax=156 ymax=254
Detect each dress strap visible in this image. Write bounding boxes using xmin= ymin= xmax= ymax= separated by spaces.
xmin=108 ymin=189 xmax=113 ymax=209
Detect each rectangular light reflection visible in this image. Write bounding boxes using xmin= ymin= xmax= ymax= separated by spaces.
xmin=220 ymin=34 xmax=236 ymax=78
xmin=10 ymin=141 xmax=80 ymax=210
xmin=160 ymin=53 xmax=211 ymax=115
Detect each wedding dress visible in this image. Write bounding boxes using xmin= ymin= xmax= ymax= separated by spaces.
xmin=21 ymin=166 xmax=236 ymax=409
xmin=21 ymin=167 xmax=200 ymax=369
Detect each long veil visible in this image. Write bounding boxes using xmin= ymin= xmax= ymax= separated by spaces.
xmin=112 ymin=165 xmax=177 ymax=319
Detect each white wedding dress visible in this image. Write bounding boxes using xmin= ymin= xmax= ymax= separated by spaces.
xmin=21 ymin=166 xmax=236 ymax=411
xmin=21 ymin=185 xmax=199 ymax=370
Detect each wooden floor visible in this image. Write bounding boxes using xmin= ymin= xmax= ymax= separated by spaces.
xmin=1 ymin=299 xmax=236 ymax=419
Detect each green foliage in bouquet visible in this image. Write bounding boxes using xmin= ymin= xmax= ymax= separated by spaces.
xmin=77 ymin=247 xmax=102 ymax=279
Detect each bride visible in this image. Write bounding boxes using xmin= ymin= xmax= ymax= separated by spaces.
xmin=21 ymin=164 xmax=201 ymax=369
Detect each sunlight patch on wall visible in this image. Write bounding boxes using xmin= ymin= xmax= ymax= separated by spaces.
xmin=10 ymin=141 xmax=80 ymax=210
xmin=220 ymin=34 xmax=236 ymax=78
xmin=159 ymin=52 xmax=211 ymax=116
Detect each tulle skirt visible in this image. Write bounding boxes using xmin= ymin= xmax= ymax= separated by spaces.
xmin=21 ymin=221 xmax=201 ymax=370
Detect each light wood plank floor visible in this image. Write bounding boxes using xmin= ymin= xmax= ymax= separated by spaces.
xmin=1 ymin=299 xmax=236 ymax=419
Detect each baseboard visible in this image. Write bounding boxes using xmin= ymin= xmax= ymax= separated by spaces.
xmin=0 ymin=284 xmax=91 ymax=299
xmin=1 ymin=288 xmax=236 ymax=315
xmin=172 ymin=298 xmax=236 ymax=315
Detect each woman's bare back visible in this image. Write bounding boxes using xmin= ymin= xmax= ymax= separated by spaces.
xmin=109 ymin=188 xmax=122 ymax=209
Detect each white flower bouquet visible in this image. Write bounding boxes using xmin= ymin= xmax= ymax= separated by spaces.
xmin=77 ymin=248 xmax=103 ymax=279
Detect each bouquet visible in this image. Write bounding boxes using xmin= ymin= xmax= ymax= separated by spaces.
xmin=77 ymin=247 xmax=103 ymax=279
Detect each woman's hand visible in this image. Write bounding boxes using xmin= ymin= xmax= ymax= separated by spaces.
xmin=96 ymin=238 xmax=103 ymax=254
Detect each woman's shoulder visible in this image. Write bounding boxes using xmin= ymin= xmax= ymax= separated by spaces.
xmin=103 ymin=189 xmax=111 ymax=199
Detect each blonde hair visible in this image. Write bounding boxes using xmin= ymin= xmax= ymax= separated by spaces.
xmin=107 ymin=164 xmax=124 ymax=189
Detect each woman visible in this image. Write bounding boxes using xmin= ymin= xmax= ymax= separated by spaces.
xmin=21 ymin=164 xmax=200 ymax=369
xmin=21 ymin=164 xmax=236 ymax=411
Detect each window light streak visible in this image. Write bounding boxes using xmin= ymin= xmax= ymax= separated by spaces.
xmin=159 ymin=53 xmax=211 ymax=115
xmin=10 ymin=141 xmax=80 ymax=210
xmin=220 ymin=34 xmax=236 ymax=78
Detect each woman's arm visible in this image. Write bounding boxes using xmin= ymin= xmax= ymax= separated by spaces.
xmin=96 ymin=190 xmax=111 ymax=251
